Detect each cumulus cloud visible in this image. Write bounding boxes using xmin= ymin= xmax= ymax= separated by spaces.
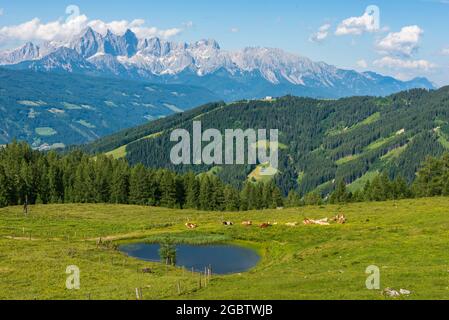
xmin=230 ymin=27 xmax=240 ymax=33
xmin=356 ymin=59 xmax=368 ymax=69
xmin=335 ymin=10 xmax=379 ymax=36
xmin=373 ymin=56 xmax=435 ymax=71
xmin=376 ymin=25 xmax=423 ymax=57
xmin=88 ymin=18 xmax=182 ymax=39
xmin=309 ymin=23 xmax=331 ymax=43
xmin=0 ymin=14 xmax=183 ymax=45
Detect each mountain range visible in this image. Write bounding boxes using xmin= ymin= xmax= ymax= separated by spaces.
xmin=0 ymin=27 xmax=435 ymax=100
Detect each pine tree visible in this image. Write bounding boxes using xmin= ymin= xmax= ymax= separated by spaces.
xmin=261 ymin=182 xmax=273 ymax=209
xmin=38 ymin=161 xmax=50 ymax=204
xmin=129 ymin=164 xmax=150 ymax=205
xmin=392 ymin=175 xmax=410 ymax=199
xmin=329 ymin=179 xmax=351 ymax=204
xmin=271 ymin=186 xmax=284 ymax=208
xmin=160 ymin=171 xmax=178 ymax=208
xmin=110 ymin=160 xmax=129 ymax=204
xmin=286 ymin=190 xmax=301 ymax=208
xmin=224 ymin=185 xmax=240 ymax=211
xmin=304 ymin=191 xmax=322 ymax=206
xmin=184 ymin=172 xmax=199 ymax=209
xmin=363 ymin=180 xmax=372 ymax=201
xmin=0 ymin=165 xmax=10 ymax=207
xmin=210 ymin=177 xmax=225 ymax=211
xmin=199 ymin=175 xmax=212 ymax=210
xmin=240 ymin=182 xmax=253 ymax=211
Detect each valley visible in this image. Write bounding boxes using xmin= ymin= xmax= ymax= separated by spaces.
xmin=0 ymin=68 xmax=218 ymax=147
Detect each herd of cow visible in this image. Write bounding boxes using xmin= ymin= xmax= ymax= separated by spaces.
xmin=184 ymin=214 xmax=346 ymax=229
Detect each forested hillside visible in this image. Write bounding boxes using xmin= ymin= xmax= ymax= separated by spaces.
xmin=86 ymin=87 xmax=449 ymax=196
xmin=0 ymin=68 xmax=219 ymax=148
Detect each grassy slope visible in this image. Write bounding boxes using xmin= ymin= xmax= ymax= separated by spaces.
xmin=104 ymin=132 xmax=163 ymax=159
xmin=1 ymin=198 xmax=449 ymax=300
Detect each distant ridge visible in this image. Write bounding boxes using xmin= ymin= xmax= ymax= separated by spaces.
xmin=0 ymin=28 xmax=434 ymax=101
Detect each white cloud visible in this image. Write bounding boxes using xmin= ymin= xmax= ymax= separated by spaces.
xmin=0 ymin=14 xmax=183 ymax=45
xmin=376 ymin=25 xmax=423 ymax=57
xmin=309 ymin=23 xmax=331 ymax=43
xmin=88 ymin=18 xmax=182 ymax=39
xmin=441 ymin=47 xmax=449 ymax=55
xmin=356 ymin=59 xmax=368 ymax=69
xmin=373 ymin=56 xmax=435 ymax=71
xmin=230 ymin=27 xmax=239 ymax=33
xmin=335 ymin=11 xmax=378 ymax=36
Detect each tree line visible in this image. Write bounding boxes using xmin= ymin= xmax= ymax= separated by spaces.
xmin=1 ymin=142 xmax=449 ymax=210
xmin=300 ymin=153 xmax=449 ymax=206
xmin=0 ymin=142 xmax=284 ymax=211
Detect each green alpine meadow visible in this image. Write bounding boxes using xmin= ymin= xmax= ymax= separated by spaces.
xmin=1 ymin=198 xmax=449 ymax=300
xmin=1 ymin=0 xmax=449 ymax=304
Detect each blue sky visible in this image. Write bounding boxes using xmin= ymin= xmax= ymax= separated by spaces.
xmin=0 ymin=0 xmax=448 ymax=85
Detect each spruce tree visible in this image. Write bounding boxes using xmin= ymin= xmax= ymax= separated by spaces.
xmin=184 ymin=172 xmax=199 ymax=209
xmin=271 ymin=186 xmax=284 ymax=208
xmin=286 ymin=190 xmax=301 ymax=207
xmin=110 ymin=160 xmax=129 ymax=204
xmin=129 ymin=164 xmax=150 ymax=205
xmin=160 ymin=171 xmax=178 ymax=208
xmin=199 ymin=175 xmax=212 ymax=210
xmin=224 ymin=185 xmax=240 ymax=211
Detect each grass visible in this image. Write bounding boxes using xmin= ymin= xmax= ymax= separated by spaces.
xmin=62 ymin=102 xmax=83 ymax=110
xmin=35 ymin=127 xmax=57 ymax=137
xmin=251 ymin=140 xmax=288 ymax=150
xmin=327 ymin=112 xmax=381 ymax=136
xmin=336 ymin=154 xmax=361 ymax=165
xmin=18 ymin=100 xmax=47 ymax=107
xmin=381 ymin=145 xmax=408 ymax=162
xmin=2 ymin=198 xmax=449 ymax=300
xmin=105 ymin=145 xmax=127 ymax=159
xmin=348 ymin=171 xmax=379 ymax=192
xmin=248 ymin=163 xmax=278 ymax=182
xmin=435 ymin=128 xmax=449 ymax=149
xmin=105 ymin=132 xmax=163 ymax=159
xmin=365 ymin=134 xmax=397 ymax=151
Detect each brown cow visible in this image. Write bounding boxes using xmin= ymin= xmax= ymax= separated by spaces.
xmin=333 ymin=214 xmax=347 ymax=224
xmin=259 ymin=223 xmax=272 ymax=228
xmin=185 ymin=222 xmax=198 ymax=229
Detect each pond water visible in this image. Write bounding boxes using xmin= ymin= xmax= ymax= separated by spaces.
xmin=118 ymin=243 xmax=260 ymax=275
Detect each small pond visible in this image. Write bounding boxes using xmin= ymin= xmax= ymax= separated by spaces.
xmin=118 ymin=243 xmax=260 ymax=275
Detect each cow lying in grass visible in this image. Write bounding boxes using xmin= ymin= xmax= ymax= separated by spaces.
xmin=333 ymin=214 xmax=347 ymax=224
xmin=185 ymin=223 xmax=198 ymax=229
xmin=222 ymin=221 xmax=233 ymax=226
xmin=259 ymin=223 xmax=272 ymax=228
xmin=303 ymin=218 xmax=330 ymax=226
xmin=303 ymin=214 xmax=347 ymax=226
xmin=241 ymin=221 xmax=252 ymax=226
